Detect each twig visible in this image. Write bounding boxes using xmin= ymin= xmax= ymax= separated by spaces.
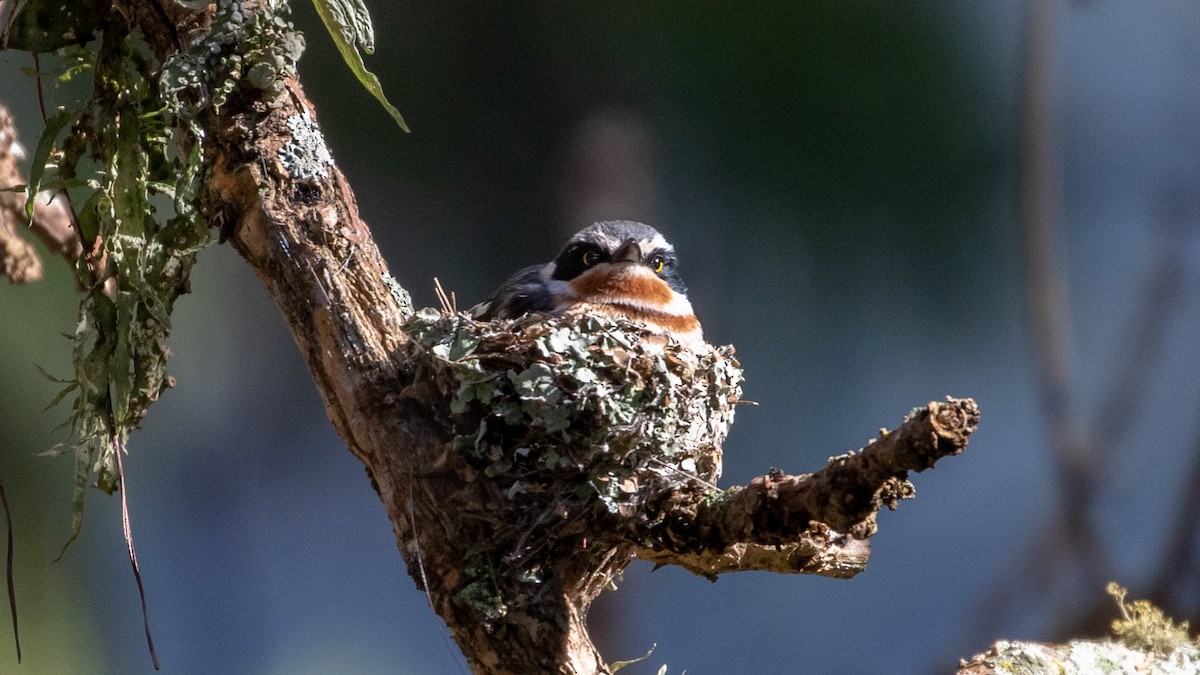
xmin=1149 ymin=419 xmax=1200 ymax=606
xmin=0 ymin=473 xmax=19 ymax=663
xmin=974 ymin=0 xmax=1113 ymax=640
xmin=1090 ymin=197 xmax=1192 ymax=476
xmin=433 ymin=276 xmax=456 ymax=314
xmin=0 ymin=0 xmax=19 ymax=49
xmin=637 ymin=398 xmax=980 ymax=579
xmin=32 ymin=53 xmax=47 ymax=122
xmin=1020 ymin=0 xmax=1087 ymax=488
xmin=113 ymin=434 xmax=159 ymax=670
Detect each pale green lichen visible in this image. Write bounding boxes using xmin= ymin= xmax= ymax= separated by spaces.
xmin=965 ymin=638 xmax=1200 ymax=674
xmin=160 ymin=0 xmax=305 ymax=114
xmin=278 ymin=112 xmax=334 ymax=180
xmin=380 ymin=272 xmax=414 ymax=317
xmin=455 ymin=559 xmax=508 ymax=623
xmin=403 ymin=310 xmax=742 ymax=625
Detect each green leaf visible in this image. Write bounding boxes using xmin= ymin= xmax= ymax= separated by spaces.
xmin=109 ymin=295 xmax=134 ymax=425
xmin=52 ymin=442 xmax=91 ymax=562
xmin=42 ymin=382 xmax=78 ymax=413
xmin=611 ymin=644 xmax=657 ymax=672
xmin=35 ymin=363 xmax=73 ymax=384
xmin=57 ymin=61 xmax=93 ymax=84
xmin=23 ymin=106 xmax=77 ymax=220
xmin=73 ymin=190 xmax=103 ymax=250
xmin=310 ymin=0 xmax=408 ymax=131
xmin=112 ymin=97 xmax=149 ymax=239
xmin=34 ymin=177 xmax=91 ymax=192
xmin=312 ymin=0 xmax=374 ymax=53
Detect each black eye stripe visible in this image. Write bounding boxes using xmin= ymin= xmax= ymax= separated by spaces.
xmin=550 ymin=231 xmax=679 ymax=282
xmin=552 ymin=242 xmax=610 ymax=280
xmin=647 ymin=249 xmax=675 ymax=267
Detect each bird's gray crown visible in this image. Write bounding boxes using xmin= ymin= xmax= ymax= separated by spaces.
xmin=568 ymin=221 xmax=672 ymax=255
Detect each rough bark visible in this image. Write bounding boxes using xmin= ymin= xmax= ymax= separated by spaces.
xmin=14 ymin=3 xmax=981 ymax=673
xmin=636 ymin=397 xmax=979 ymax=579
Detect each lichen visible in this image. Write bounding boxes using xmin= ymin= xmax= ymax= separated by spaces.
xmin=455 ymin=558 xmax=508 ymax=623
xmin=381 ymin=272 xmax=414 ymax=317
xmin=278 ymin=112 xmax=334 ymax=180
xmin=963 ymin=638 xmax=1200 ymax=674
xmin=402 ymin=310 xmax=743 ymax=625
xmin=160 ymin=0 xmax=305 ymax=114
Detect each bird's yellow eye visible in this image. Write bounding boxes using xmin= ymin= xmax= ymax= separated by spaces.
xmin=651 ymin=255 xmax=666 ymax=274
xmin=582 ymin=250 xmax=601 ymax=266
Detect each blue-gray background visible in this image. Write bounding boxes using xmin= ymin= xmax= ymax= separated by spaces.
xmin=2 ymin=1 xmax=1199 ymax=673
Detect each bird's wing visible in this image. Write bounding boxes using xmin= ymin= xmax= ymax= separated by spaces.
xmin=469 ymin=264 xmax=557 ymax=320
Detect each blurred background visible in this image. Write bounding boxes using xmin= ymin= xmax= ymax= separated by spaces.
xmin=2 ymin=1 xmax=1200 ymax=673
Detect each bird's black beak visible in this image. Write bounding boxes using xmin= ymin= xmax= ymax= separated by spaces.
xmin=612 ymin=239 xmax=642 ymax=264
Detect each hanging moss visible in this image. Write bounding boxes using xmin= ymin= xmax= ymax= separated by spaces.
xmin=25 ymin=0 xmax=314 ymax=549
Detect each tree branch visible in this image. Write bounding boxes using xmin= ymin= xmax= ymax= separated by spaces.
xmin=636 ymin=398 xmax=979 ymax=579
xmin=958 ymin=639 xmax=1200 ymax=674
xmin=11 ymin=3 xmax=983 ymax=672
xmin=0 ymin=104 xmax=77 ymax=284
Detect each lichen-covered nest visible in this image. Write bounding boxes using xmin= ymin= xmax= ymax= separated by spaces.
xmin=400 ymin=309 xmax=743 ymax=621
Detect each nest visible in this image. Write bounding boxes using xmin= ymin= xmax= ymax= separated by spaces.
xmin=400 ymin=308 xmax=743 ymax=622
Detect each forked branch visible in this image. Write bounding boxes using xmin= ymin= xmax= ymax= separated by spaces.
xmin=637 ymin=398 xmax=980 ymax=579
xmin=14 ymin=3 xmax=983 ymax=673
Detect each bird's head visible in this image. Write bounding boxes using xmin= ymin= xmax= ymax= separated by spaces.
xmin=546 ymin=220 xmax=687 ymax=296
xmin=470 ymin=220 xmax=703 ymax=345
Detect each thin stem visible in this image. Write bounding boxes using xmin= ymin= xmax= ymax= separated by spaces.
xmin=0 ymin=474 xmax=19 ymax=663
xmin=32 ymin=53 xmax=47 ymax=122
xmin=113 ymin=434 xmax=159 ymax=670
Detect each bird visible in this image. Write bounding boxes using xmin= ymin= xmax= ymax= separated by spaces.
xmin=470 ymin=221 xmax=704 ymax=348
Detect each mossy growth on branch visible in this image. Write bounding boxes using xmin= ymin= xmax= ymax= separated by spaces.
xmin=1107 ymin=582 xmax=1194 ymax=655
xmin=161 ymin=0 xmax=305 ymax=114
xmin=24 ymin=31 xmax=209 ymax=553
xmin=20 ymin=0 xmax=311 ymax=550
